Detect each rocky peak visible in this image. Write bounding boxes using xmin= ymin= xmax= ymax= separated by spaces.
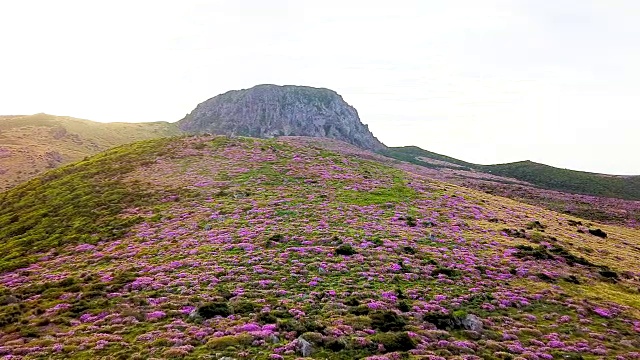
xmin=178 ymin=84 xmax=386 ymax=150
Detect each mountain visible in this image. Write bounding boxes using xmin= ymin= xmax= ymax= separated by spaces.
xmin=0 ymin=113 xmax=181 ymax=191
xmin=178 ymin=84 xmax=385 ymax=150
xmin=482 ymin=160 xmax=640 ymax=199
xmin=384 ymin=147 xmax=640 ymax=199
xmin=1 ymin=135 xmax=639 ymax=359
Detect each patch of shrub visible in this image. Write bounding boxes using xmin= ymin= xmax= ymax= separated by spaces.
xmin=588 ymin=229 xmax=607 ymax=238
xmin=562 ymin=275 xmax=581 ymax=284
xmin=232 ymin=301 xmax=258 ymax=314
xmin=402 ymin=246 xmax=416 ymax=254
xmin=268 ymin=234 xmax=284 ymax=242
xmin=335 ymin=244 xmax=357 ymax=256
xmin=513 ymin=245 xmax=553 ymax=260
xmin=502 ymin=228 xmax=526 ymax=238
xmin=405 ymin=216 xmax=417 ymax=227
xmin=369 ymin=311 xmax=406 ymax=332
xmin=548 ymin=246 xmax=594 ymax=267
xmin=349 ymin=304 xmax=370 ymax=316
xmin=431 ymin=267 xmax=460 ymax=278
xmin=373 ymin=332 xmax=416 ymax=352
xmin=397 ymin=301 xmax=410 ymax=312
xmin=256 ymin=311 xmax=278 ymax=324
xmin=197 ymin=302 xmax=230 ymax=319
xmin=0 ymin=304 xmax=22 ymax=327
xmin=324 ymin=338 xmax=347 ymax=351
xmin=277 ymin=319 xmax=325 ymax=335
xmin=526 ymin=220 xmax=546 ymax=231
xmin=529 ymin=231 xmax=545 ymax=243
xmin=598 ymin=268 xmax=619 ymax=280
xmin=535 ymin=273 xmax=556 ymax=283
xmin=206 ymin=334 xmax=253 ymax=349
xmin=344 ymin=297 xmax=360 ymax=306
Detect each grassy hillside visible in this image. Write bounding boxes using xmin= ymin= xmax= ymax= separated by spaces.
xmin=481 ymin=160 xmax=640 ymax=200
xmin=0 ymin=113 xmax=181 ymax=191
xmin=1 ymin=135 xmax=639 ymax=359
xmin=380 ymin=146 xmax=475 ymax=170
xmin=385 ymin=146 xmax=640 ymax=200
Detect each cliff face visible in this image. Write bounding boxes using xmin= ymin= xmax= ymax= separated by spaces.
xmin=178 ymin=84 xmax=386 ymax=150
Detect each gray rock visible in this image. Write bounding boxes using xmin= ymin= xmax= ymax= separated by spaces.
xmin=178 ymin=84 xmax=386 ymax=151
xmin=462 ymin=314 xmax=483 ymax=332
xmin=296 ymin=336 xmax=313 ymax=357
xmin=268 ymin=334 xmax=280 ymax=344
xmin=620 ymin=339 xmax=639 ymax=348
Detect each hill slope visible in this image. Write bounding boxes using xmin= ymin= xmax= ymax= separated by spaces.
xmin=482 ymin=160 xmax=640 ymax=200
xmin=385 ymin=146 xmax=640 ymax=200
xmin=1 ymin=135 xmax=639 ymax=359
xmin=178 ymin=84 xmax=386 ymax=150
xmin=0 ymin=113 xmax=181 ymax=191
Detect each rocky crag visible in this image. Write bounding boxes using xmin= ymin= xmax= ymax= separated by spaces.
xmin=178 ymin=84 xmax=385 ymax=150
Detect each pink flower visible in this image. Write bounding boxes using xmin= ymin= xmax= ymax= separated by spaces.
xmin=146 ymin=311 xmax=166 ymax=321
xmin=593 ymin=307 xmax=613 ymax=318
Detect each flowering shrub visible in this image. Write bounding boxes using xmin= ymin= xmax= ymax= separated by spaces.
xmin=0 ymin=136 xmax=638 ymax=358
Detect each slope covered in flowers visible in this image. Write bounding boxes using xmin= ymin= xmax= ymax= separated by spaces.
xmin=1 ymin=135 xmax=639 ymax=360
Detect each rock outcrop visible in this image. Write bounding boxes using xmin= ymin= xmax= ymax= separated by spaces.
xmin=178 ymin=84 xmax=386 ymax=150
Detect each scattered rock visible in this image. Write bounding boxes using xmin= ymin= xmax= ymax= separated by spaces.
xmin=268 ymin=334 xmax=280 ymax=344
xmin=461 ymin=314 xmax=484 ymax=332
xmin=296 ymin=336 xmax=313 ymax=357
xmin=424 ymin=312 xmax=484 ymax=332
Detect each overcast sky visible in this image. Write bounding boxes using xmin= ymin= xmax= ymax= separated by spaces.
xmin=1 ymin=1 xmax=639 ymax=174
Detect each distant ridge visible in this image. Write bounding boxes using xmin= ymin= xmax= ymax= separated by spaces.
xmin=0 ymin=113 xmax=181 ymax=191
xmin=382 ymin=146 xmax=640 ymax=200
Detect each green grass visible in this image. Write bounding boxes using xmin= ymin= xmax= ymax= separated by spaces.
xmin=336 ymin=173 xmax=417 ymax=206
xmin=482 ymin=160 xmax=640 ymax=200
xmin=0 ymin=138 xmax=184 ymax=272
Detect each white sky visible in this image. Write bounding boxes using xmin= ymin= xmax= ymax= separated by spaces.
xmin=1 ymin=0 xmax=639 ymax=174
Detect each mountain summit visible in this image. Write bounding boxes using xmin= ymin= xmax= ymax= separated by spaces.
xmin=178 ymin=84 xmax=386 ymax=150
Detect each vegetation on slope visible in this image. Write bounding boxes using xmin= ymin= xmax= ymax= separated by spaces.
xmin=481 ymin=160 xmax=640 ymax=200
xmin=0 ymin=113 xmax=181 ymax=191
xmin=0 ymin=136 xmax=639 ymax=359
xmin=0 ymin=138 xmax=191 ymax=272
xmin=380 ymin=147 xmax=474 ymax=170
xmin=384 ymin=146 xmax=640 ymax=200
